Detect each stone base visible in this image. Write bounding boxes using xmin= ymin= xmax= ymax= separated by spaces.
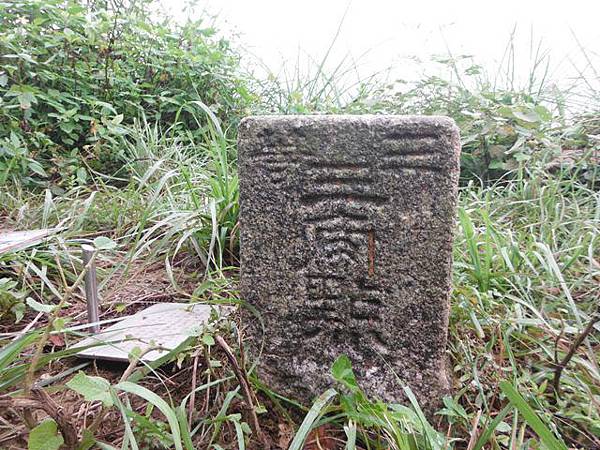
xmin=238 ymin=115 xmax=460 ymax=413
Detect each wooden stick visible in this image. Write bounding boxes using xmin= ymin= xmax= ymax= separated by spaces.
xmin=553 ymin=307 xmax=599 ymax=400
xmin=188 ymin=350 xmax=200 ymax=427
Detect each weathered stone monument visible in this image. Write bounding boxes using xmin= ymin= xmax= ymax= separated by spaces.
xmin=238 ymin=115 xmax=460 ymax=411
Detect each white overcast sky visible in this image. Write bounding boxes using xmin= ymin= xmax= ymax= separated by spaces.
xmin=161 ymin=0 xmax=599 ymax=88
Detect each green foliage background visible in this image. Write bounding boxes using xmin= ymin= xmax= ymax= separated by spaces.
xmin=2 ymin=0 xmax=598 ymax=189
xmin=0 ymin=0 xmax=251 ymax=189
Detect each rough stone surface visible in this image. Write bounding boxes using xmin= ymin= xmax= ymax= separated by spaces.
xmin=238 ymin=115 xmax=460 ymax=412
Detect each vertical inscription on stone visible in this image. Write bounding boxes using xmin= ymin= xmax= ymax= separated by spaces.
xmin=239 ymin=115 xmax=461 ymax=412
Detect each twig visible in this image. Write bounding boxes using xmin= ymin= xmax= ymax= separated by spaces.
xmin=0 ymin=427 xmax=26 ymax=446
xmin=33 ymin=388 xmax=78 ymax=448
xmin=228 ymin=221 xmax=240 ymax=263
xmin=215 ymin=335 xmax=269 ymax=449
xmin=119 ymin=345 xmax=164 ymax=383
xmin=553 ymin=320 xmax=565 ymax=370
xmin=37 ymin=362 xmax=90 ymax=388
xmin=466 ymin=409 xmax=482 ymax=450
xmin=203 ymin=344 xmax=211 ymax=415
xmin=11 ymin=312 xmax=43 ymax=341
xmin=553 ymin=308 xmax=600 ymax=400
xmin=0 ymin=388 xmax=78 ymax=449
xmin=188 ymin=350 xmax=200 ymax=427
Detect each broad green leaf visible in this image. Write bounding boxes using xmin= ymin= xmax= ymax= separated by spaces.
xmin=201 ymin=333 xmax=215 ymax=346
xmin=513 ymin=110 xmax=540 ymax=123
xmin=66 ymin=371 xmax=113 ymax=407
xmin=9 ymin=131 xmax=21 ymax=148
xmin=94 ymin=101 xmax=116 ymax=114
xmin=76 ymin=167 xmax=87 ymax=184
xmin=59 ymin=122 xmax=75 ymax=134
xmin=78 ymin=429 xmax=96 ymax=450
xmin=18 ymin=91 xmax=36 ymax=109
xmin=496 ymin=106 xmax=514 ymax=118
xmin=53 ymin=317 xmax=67 ymax=331
xmin=128 ymin=346 xmax=142 ymax=363
xmin=29 ymin=161 xmax=48 ymax=177
xmin=93 ymin=236 xmax=117 ymax=250
xmin=534 ymin=105 xmax=552 ymax=121
xmin=11 ymin=302 xmax=26 ymax=323
xmin=28 ymin=419 xmax=64 ymax=450
xmin=488 ymin=160 xmax=505 ymax=170
xmin=514 ymin=152 xmax=530 ymax=162
xmin=331 ymin=354 xmax=359 ymax=392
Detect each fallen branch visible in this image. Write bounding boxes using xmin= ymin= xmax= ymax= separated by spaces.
xmin=0 ymin=388 xmax=78 ymax=449
xmin=553 ymin=306 xmax=600 ymax=400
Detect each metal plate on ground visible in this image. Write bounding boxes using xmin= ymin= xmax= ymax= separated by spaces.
xmin=0 ymin=228 xmax=62 ymax=255
xmin=74 ymin=303 xmax=226 ymax=362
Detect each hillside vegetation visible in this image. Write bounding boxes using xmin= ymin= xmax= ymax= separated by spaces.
xmin=0 ymin=1 xmax=599 ymax=449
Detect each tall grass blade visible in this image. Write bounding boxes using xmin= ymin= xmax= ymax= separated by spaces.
xmin=233 ymin=418 xmax=246 ymax=450
xmin=403 ymin=386 xmax=445 ymax=450
xmin=344 ymin=420 xmax=356 ymax=450
xmin=0 ymin=332 xmax=39 ymax=371
xmin=176 ymin=406 xmax=194 ymax=450
xmin=499 ymin=381 xmax=568 ymax=450
xmin=472 ymin=403 xmax=512 ymax=450
xmin=115 ymin=381 xmax=183 ymax=450
xmin=289 ymin=388 xmax=337 ymax=450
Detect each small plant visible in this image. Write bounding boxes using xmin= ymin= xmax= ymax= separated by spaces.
xmin=0 ymin=277 xmax=26 ymax=322
xmin=289 ymin=355 xmax=446 ymax=450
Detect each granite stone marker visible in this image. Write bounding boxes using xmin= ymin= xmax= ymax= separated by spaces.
xmin=238 ymin=115 xmax=460 ymax=411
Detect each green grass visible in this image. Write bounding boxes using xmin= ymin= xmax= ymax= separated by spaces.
xmin=1 ymin=3 xmax=599 ymax=448
xmin=449 ymin=169 xmax=599 ymax=448
xmin=1 ymin=121 xmax=597 ymax=449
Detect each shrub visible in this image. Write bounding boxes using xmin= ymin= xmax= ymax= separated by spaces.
xmin=0 ymin=0 xmax=251 ymax=189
